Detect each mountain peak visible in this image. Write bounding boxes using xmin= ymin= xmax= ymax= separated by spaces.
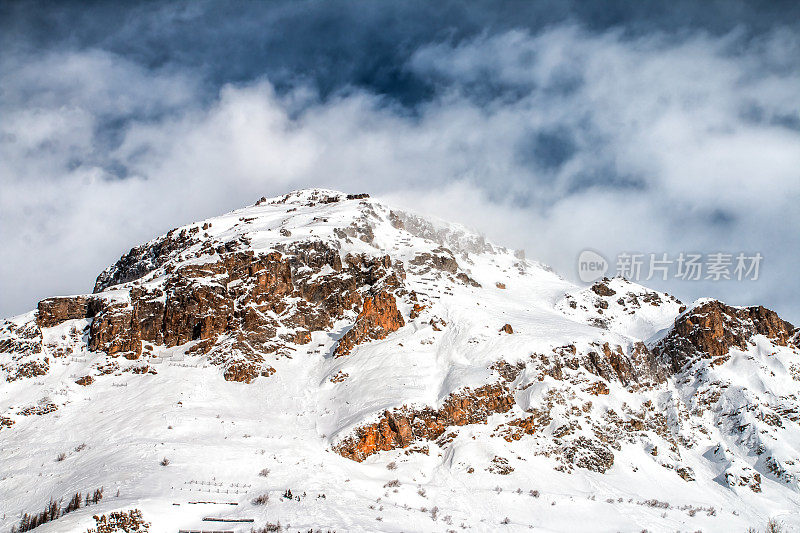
xmin=1 ymin=189 xmax=799 ymax=532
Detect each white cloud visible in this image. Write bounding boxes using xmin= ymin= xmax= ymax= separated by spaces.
xmin=1 ymin=25 xmax=799 ymax=322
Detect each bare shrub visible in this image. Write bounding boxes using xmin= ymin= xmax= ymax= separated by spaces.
xmin=252 ymin=522 xmax=281 ymax=532
xmin=384 ymin=479 xmax=400 ymax=488
xmin=530 ymin=490 xmax=540 ymax=498
xmin=252 ymin=494 xmax=270 ymax=505
xmin=641 ymin=499 xmax=670 ymax=509
xmin=386 ymin=461 xmax=397 ymax=470
xmin=85 ymin=509 xmax=150 ymax=533
xmin=159 ymin=457 xmax=170 ymax=466
xmin=258 ymin=467 xmax=270 ymax=477
xmin=56 ymin=452 xmax=67 ymax=462
xmin=767 ymin=518 xmax=783 ymax=533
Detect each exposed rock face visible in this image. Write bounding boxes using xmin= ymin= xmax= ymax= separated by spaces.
xmin=626 ymin=341 xmax=668 ymax=384
xmin=37 ymin=297 xmax=96 ymax=328
xmin=38 ymin=238 xmax=407 ymax=379
xmin=333 ymin=292 xmax=405 ymax=357
xmin=410 ymin=251 xmax=458 ymax=274
xmin=75 ymin=375 xmax=94 ymax=386
xmin=591 ymin=279 xmax=617 ymax=297
xmin=563 ymin=436 xmax=615 ymax=473
xmin=0 ymin=319 xmax=42 ymax=364
xmin=336 ymin=384 xmax=514 ymax=461
xmin=4 ymin=358 xmax=49 ymax=382
xmin=540 ymin=342 xmax=668 ymax=387
xmin=4 ymin=188 xmax=800 ymax=501
xmin=654 ymin=300 xmax=796 ymax=371
xmin=93 ymin=226 xmax=202 ymax=292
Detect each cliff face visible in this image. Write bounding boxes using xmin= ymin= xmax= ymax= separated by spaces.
xmin=653 ymin=300 xmax=796 ymax=371
xmin=33 ymin=237 xmax=406 ymax=382
xmin=1 ymin=189 xmax=799 ymax=533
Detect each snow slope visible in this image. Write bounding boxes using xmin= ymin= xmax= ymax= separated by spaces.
xmin=1 ymin=189 xmax=799 ymax=533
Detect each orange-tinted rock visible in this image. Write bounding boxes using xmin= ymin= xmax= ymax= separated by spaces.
xmin=409 ymin=303 xmax=427 ymax=319
xmin=294 ymin=330 xmax=312 ymax=345
xmin=499 ymin=324 xmax=513 ymax=334
xmin=654 ymin=301 xmax=796 ymax=372
xmin=37 ymin=297 xmax=95 ymax=328
xmin=223 ymin=361 xmax=261 ymax=383
xmin=585 ymin=381 xmax=610 ymax=395
xmin=334 ymin=292 xmax=405 ymax=357
xmin=81 ymin=239 xmax=408 ymax=381
xmin=89 ymin=302 xmax=140 ymax=358
xmin=76 ymin=375 xmax=95 ymax=386
xmin=336 ymin=383 xmax=514 ymax=461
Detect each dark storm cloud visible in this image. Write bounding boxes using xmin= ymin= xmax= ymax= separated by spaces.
xmin=4 ymin=0 xmax=800 ymax=105
xmin=1 ymin=1 xmax=799 ymax=322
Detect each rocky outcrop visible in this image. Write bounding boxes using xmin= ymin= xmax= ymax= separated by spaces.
xmin=4 ymin=358 xmax=49 ymax=382
xmin=37 ymin=297 xmax=97 ymax=328
xmin=333 ymin=292 xmax=405 ymax=357
xmin=94 ymin=226 xmax=202 ymax=292
xmin=591 ymin=279 xmax=617 ymax=297
xmin=35 ymin=238 xmax=407 ymax=379
xmin=335 ymin=383 xmax=515 ymax=461
xmin=410 ymin=251 xmax=458 ymax=274
xmin=654 ymin=300 xmax=796 ymax=372
xmin=542 ymin=342 xmax=668 ymax=387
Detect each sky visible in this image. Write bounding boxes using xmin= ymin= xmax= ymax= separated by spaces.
xmin=1 ymin=0 xmax=799 ymax=323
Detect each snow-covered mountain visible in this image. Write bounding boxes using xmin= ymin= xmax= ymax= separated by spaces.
xmin=1 ymin=188 xmax=798 ymax=533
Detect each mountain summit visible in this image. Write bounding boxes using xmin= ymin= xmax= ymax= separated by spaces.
xmin=1 ymin=189 xmax=799 ymax=532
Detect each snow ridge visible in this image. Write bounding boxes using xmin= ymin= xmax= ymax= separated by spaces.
xmin=1 ymin=189 xmax=799 ymax=533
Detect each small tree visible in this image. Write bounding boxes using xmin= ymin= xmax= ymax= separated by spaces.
xmin=65 ymin=491 xmax=82 ymax=513
xmin=47 ymin=499 xmax=61 ymax=521
xmin=252 ymin=493 xmax=270 ymax=505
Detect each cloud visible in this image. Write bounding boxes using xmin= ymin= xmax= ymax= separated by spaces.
xmin=1 ymin=9 xmax=799 ymax=323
